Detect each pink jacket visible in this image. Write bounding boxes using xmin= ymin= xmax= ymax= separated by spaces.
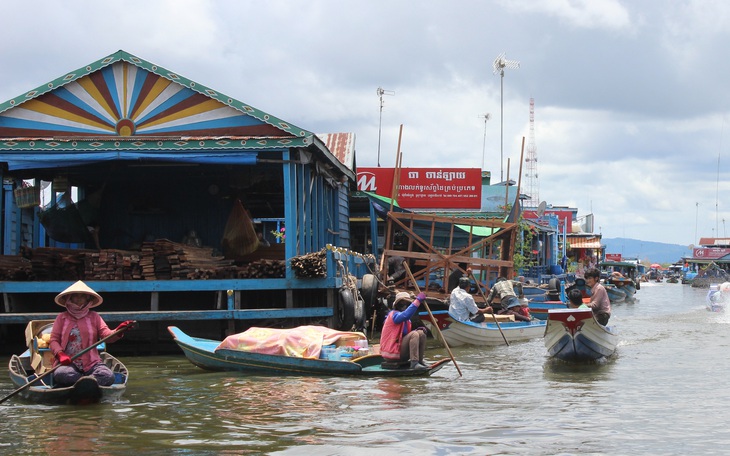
xmin=49 ymin=311 xmax=120 ymax=371
xmin=380 ymin=303 xmax=419 ymax=360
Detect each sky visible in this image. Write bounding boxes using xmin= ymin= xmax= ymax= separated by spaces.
xmin=1 ymin=0 xmax=729 ymax=247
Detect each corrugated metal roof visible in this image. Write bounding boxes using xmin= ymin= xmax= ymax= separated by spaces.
xmin=567 ymin=236 xmax=602 ymax=249
xmin=316 ymin=132 xmax=355 ymax=172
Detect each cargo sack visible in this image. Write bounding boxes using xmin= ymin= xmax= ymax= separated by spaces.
xmin=221 ymin=199 xmax=260 ymax=258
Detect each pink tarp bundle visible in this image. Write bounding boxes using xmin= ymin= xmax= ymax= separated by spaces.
xmin=215 ymin=325 xmax=366 ymax=359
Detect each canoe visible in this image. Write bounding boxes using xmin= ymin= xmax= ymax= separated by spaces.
xmin=544 ymin=308 xmax=618 ymax=362
xmin=7 ymin=351 xmax=128 ymax=405
xmin=167 ymin=326 xmax=451 ymax=377
xmin=528 ymin=300 xmax=567 ymax=320
xmin=421 ymin=310 xmax=546 ymax=347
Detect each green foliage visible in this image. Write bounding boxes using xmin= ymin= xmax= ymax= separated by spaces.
xmin=513 ymin=217 xmax=535 ymax=273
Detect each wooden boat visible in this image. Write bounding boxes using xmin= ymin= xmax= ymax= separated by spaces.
xmin=421 ymin=310 xmax=546 ymax=347
xmin=604 ymin=284 xmax=626 ymax=303
xmin=7 ymin=351 xmax=128 ymax=405
xmin=528 ymin=300 xmax=567 ymax=320
xmin=168 ymin=326 xmax=451 ymax=377
xmin=544 ymin=308 xmax=618 ymax=362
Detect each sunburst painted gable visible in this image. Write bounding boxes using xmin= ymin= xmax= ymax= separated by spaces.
xmin=0 ymin=50 xmax=309 ymax=140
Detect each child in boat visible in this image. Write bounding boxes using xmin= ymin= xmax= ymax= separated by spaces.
xmin=567 ymin=289 xmax=589 ymax=309
xmin=380 ymin=291 xmax=429 ymax=370
xmin=498 ymin=300 xmax=532 ymax=322
xmin=49 ymin=281 xmax=134 ymax=387
xmin=515 ymin=298 xmax=532 ymax=320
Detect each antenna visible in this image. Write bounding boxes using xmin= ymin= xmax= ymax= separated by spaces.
xmin=376 ymin=87 xmax=395 ymax=167
xmin=478 ymin=113 xmax=491 ymax=170
xmin=493 ymin=52 xmax=520 ymax=182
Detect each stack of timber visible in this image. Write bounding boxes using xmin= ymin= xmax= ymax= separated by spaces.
xmin=0 ymin=255 xmax=34 ymax=280
xmin=0 ymin=241 xmax=288 ymax=281
xmin=84 ymin=250 xmax=142 ymax=280
xmin=233 ymin=259 xmax=286 ymax=278
xmin=290 ymin=249 xmax=327 ymax=278
xmin=140 ymin=239 xmax=236 ymax=280
xmin=29 ymin=247 xmax=90 ymax=280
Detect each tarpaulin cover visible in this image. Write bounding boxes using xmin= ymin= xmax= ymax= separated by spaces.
xmin=215 ymin=325 xmax=366 ymax=359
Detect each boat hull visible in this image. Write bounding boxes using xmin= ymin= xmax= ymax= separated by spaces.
xmin=168 ymin=326 xmax=450 ymax=377
xmin=7 ymin=352 xmax=128 ymax=405
xmin=544 ymin=308 xmax=618 ymax=362
xmin=422 ymin=311 xmax=545 ymax=347
xmin=528 ymin=301 xmax=567 ymax=320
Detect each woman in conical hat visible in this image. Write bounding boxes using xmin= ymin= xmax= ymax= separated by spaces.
xmin=49 ymin=281 xmax=134 ymax=387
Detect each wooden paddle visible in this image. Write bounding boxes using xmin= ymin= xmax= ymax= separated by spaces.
xmin=0 ymin=321 xmax=136 ymax=405
xmin=403 ymin=262 xmax=462 ymax=377
xmin=470 ymin=271 xmax=510 ymax=346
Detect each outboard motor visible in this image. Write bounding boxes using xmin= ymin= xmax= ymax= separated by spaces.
xmin=547 ymin=277 xmax=561 ymax=301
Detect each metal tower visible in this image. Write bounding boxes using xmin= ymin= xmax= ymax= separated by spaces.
xmin=525 ymin=97 xmax=539 ymax=207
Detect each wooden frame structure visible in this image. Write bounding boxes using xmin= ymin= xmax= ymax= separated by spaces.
xmin=380 ymin=211 xmax=518 ymax=296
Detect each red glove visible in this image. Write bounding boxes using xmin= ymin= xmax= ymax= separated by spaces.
xmin=417 ymin=292 xmax=427 ymax=303
xmin=57 ymin=351 xmax=72 ymax=366
xmin=116 ymin=320 xmax=135 ymax=332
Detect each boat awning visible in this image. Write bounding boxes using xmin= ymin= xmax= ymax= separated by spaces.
xmin=567 ymin=236 xmax=602 ymax=249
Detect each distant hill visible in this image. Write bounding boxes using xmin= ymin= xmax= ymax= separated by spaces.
xmin=601 ymin=238 xmax=691 ymax=265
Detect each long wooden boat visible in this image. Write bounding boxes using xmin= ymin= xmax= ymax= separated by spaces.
xmin=421 ymin=310 xmax=546 ymax=347
xmin=167 ymin=326 xmax=450 ymax=377
xmin=7 ymin=351 xmax=128 ymax=404
xmin=544 ymin=308 xmax=618 ymax=362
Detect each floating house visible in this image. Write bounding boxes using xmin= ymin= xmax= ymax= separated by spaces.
xmin=0 ymin=50 xmax=371 ymax=350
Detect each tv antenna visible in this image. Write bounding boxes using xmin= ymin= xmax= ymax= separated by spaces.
xmin=376 ymin=87 xmax=395 ymax=167
xmin=493 ymin=52 xmax=520 ymax=182
xmin=479 ymin=113 xmax=491 ymax=170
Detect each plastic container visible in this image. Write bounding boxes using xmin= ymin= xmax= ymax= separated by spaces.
xmin=340 ymin=353 xmax=353 ymax=362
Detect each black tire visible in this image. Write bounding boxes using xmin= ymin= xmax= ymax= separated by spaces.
xmin=334 ymin=287 xmax=356 ymax=331
xmin=360 ymin=274 xmax=378 ymax=317
xmin=548 ymin=277 xmax=560 ymax=292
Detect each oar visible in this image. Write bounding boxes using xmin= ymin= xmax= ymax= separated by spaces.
xmin=403 ymin=262 xmax=462 ymax=377
xmin=470 ymin=272 xmax=510 ymax=346
xmin=0 ymin=321 xmax=136 ymax=405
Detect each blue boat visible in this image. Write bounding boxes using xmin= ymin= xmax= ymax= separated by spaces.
xmin=7 ymin=351 xmax=128 ymax=405
xmin=543 ymin=308 xmax=618 ymax=362
xmin=168 ymin=326 xmax=451 ymax=377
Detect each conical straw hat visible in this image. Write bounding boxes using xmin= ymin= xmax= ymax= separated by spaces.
xmin=54 ymin=280 xmax=103 ymax=308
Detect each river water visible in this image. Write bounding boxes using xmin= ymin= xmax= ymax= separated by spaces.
xmin=0 ymin=281 xmax=728 ymax=455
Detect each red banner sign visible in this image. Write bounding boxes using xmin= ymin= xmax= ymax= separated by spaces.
xmin=692 ymin=247 xmax=730 ymax=260
xmin=357 ymin=167 xmax=482 ymax=209
xmin=605 ymin=253 xmax=622 ymax=262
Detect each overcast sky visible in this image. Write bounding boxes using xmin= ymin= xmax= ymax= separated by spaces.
xmin=2 ymin=0 xmax=729 ymax=247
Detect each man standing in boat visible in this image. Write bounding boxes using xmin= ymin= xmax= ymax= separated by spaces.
xmin=486 ymin=277 xmax=523 ymax=313
xmin=583 ymin=268 xmax=611 ymax=325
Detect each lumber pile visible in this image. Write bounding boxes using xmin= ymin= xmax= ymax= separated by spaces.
xmin=84 ymin=250 xmax=142 ymax=280
xmin=30 ymin=247 xmax=90 ymax=280
xmin=0 ymin=242 xmax=289 ymax=281
xmin=290 ymin=249 xmax=327 ymax=278
xmin=0 ymin=255 xmax=34 ymax=280
xmin=140 ymin=239 xmax=235 ymax=280
xmin=233 ymin=259 xmax=286 ymax=278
